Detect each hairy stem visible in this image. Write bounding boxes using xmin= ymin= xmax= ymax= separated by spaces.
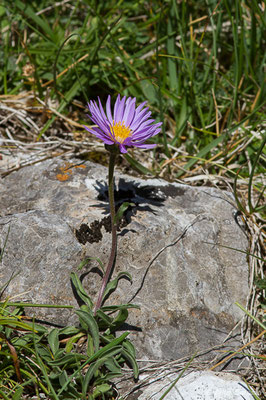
xmin=94 ymin=151 xmax=117 ymax=313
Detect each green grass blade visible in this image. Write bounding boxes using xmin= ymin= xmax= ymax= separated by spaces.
xmin=0 ymin=302 xmax=73 ymax=309
xmin=176 ymin=100 xmax=266 ymax=177
xmin=203 ymin=242 xmax=265 ymax=262
xmin=14 ymin=0 xmax=56 ymax=41
xmin=159 ymin=353 xmax=196 ymax=399
xmin=235 ymin=302 xmax=266 ymax=330
xmin=247 ymin=133 xmax=266 ymax=213
xmin=32 ymin=321 xmax=60 ymax=400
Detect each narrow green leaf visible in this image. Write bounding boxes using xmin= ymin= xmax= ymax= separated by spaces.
xmin=82 ymin=349 xmax=122 ymax=396
xmin=101 ymin=303 xmax=140 ymax=312
xmin=78 ymin=256 xmax=105 ymax=273
xmin=104 ymin=357 xmax=122 ymax=375
xmin=203 ymin=242 xmax=265 ymax=262
xmin=123 ymin=153 xmax=156 ymax=175
xmin=0 ymin=318 xmax=37 ymax=332
xmin=48 ymin=352 xmax=85 ymax=366
xmin=242 ymin=378 xmax=263 ymax=400
xmin=53 ymin=33 xmax=80 ymax=96
xmin=70 ymin=272 xmax=93 ymax=309
xmin=250 ymin=0 xmax=266 ymax=28
xmin=121 ymin=348 xmax=139 ymax=379
xmin=111 ymin=307 xmax=129 ymax=328
xmin=95 ymin=309 xmax=113 ymax=326
xmin=114 ymin=202 xmax=134 ymax=225
xmin=92 ymin=383 xmax=111 ymax=398
xmin=75 ymin=309 xmax=99 ymax=352
xmin=77 ymin=258 xmax=91 ymax=271
xmin=0 ymin=302 xmax=73 ymax=309
xmin=65 ymin=332 xmax=85 ymax=353
xmin=0 ymin=389 xmax=10 ymax=400
xmin=167 ymin=7 xmax=178 ymax=93
xmin=32 ymin=321 xmax=60 ymax=400
xmin=48 ymin=328 xmax=59 ymax=356
xmin=101 ymin=272 xmax=132 ymax=305
xmin=59 ymin=326 xmax=80 ymax=336
xmin=12 ymin=387 xmax=23 ymax=400
xmin=140 ymin=79 xmax=157 ymax=104
xmin=123 ymin=339 xmax=136 ymax=359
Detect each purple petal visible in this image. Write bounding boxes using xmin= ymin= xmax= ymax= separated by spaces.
xmin=83 ymin=125 xmax=113 ymax=143
xmin=116 ymin=95 xmax=126 ymax=122
xmin=113 ymin=95 xmax=122 ymax=122
xmin=131 ymin=143 xmax=156 ymax=149
xmin=133 ymin=119 xmax=155 ymax=134
xmin=112 ymin=95 xmax=120 ymax=120
xmin=132 ymin=124 xmax=155 ymax=138
xmin=97 ymin=96 xmax=109 ymax=123
xmin=134 ymin=101 xmax=147 ymax=116
xmin=133 ymin=121 xmax=162 ymax=139
xmin=91 ymin=102 xmax=107 ymax=126
xmin=123 ymin=97 xmax=136 ymax=126
xmin=119 ymin=143 xmax=128 ymax=153
xmin=106 ymin=95 xmax=113 ymax=124
xmin=130 ymin=109 xmax=151 ymax=131
xmin=87 ymin=113 xmax=110 ymax=136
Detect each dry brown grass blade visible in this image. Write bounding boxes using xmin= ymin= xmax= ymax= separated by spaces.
xmin=36 ymin=97 xmax=84 ymax=128
xmin=0 ymin=332 xmax=22 ymax=382
xmin=1 ymin=151 xmax=71 ymax=178
xmin=244 ymin=87 xmax=262 ymax=127
xmin=212 ymin=88 xmax=220 ymax=136
xmin=41 ymin=53 xmax=89 ymax=88
xmin=209 ymin=329 xmax=266 ymax=371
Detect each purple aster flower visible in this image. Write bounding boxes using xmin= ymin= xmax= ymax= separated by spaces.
xmin=84 ymin=95 xmax=162 ymax=153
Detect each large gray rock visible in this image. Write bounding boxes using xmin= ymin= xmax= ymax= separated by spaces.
xmin=0 ymin=158 xmax=248 ymax=361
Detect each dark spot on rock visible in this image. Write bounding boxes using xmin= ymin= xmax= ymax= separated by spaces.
xmin=75 ymin=222 xmax=102 ymax=244
xmin=135 ymin=185 xmax=165 ymax=201
xmin=158 ymin=185 xmax=185 ymax=198
xmin=101 ymin=215 xmax=111 ymax=233
xmin=75 ymin=211 xmax=131 ymax=245
xmin=168 ymin=311 xmax=187 ymax=328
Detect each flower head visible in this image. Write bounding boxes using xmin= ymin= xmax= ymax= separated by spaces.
xmin=84 ymin=95 xmax=162 ymax=153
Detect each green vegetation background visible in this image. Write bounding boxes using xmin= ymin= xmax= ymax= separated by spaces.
xmin=1 ymin=0 xmax=265 ymax=180
xmin=0 ymin=1 xmax=265 ymax=399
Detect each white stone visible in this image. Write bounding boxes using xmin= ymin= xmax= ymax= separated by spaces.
xmin=137 ymin=371 xmax=255 ymax=400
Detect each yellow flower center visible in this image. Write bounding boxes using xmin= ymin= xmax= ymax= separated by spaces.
xmin=111 ymin=121 xmax=132 ymax=143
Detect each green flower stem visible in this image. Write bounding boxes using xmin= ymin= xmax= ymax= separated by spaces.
xmin=94 ymin=149 xmax=117 ymax=313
